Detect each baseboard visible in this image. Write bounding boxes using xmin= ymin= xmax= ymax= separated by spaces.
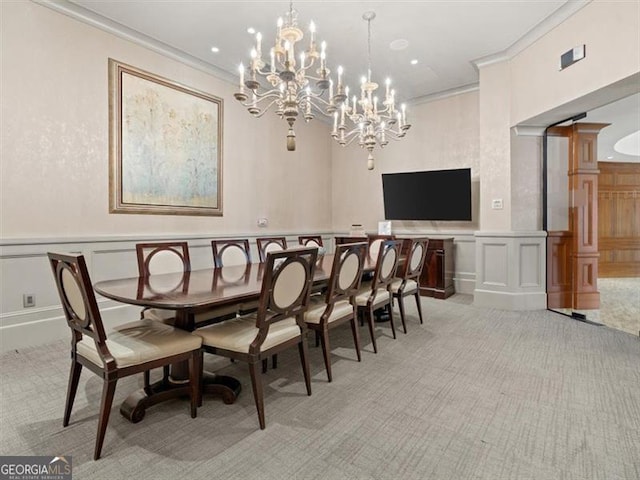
xmin=0 ymin=302 xmax=141 ymax=354
xmin=454 ymin=272 xmax=476 ymax=295
xmin=473 ymin=289 xmax=547 ymax=310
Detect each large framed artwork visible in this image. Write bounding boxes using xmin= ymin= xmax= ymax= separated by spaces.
xmin=109 ymin=59 xmax=223 ymax=216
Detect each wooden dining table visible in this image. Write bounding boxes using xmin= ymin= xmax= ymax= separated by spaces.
xmin=93 ymin=253 xmax=374 ymax=422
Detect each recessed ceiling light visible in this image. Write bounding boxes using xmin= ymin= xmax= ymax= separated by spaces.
xmin=390 ymin=39 xmax=409 ymax=51
xmin=247 ymin=27 xmax=256 ymax=34
xmin=410 ymin=59 xmax=419 ymax=65
xmin=210 ymin=46 xmax=220 ymax=53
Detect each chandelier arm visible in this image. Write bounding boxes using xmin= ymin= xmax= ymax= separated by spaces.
xmin=304 ymin=99 xmax=336 ymax=117
xmin=238 ymin=95 xmax=281 ymax=111
xmin=303 ymin=88 xmax=330 ymax=99
xmin=249 ymin=100 xmax=285 ymax=118
xmin=341 ymin=126 xmax=365 ymax=139
xmin=249 ymin=89 xmax=284 ymax=100
xmin=381 ymin=130 xmax=405 ymax=140
xmin=296 ymin=56 xmax=317 ymax=73
xmin=332 ymin=129 xmax=361 ymax=147
xmin=339 ymin=134 xmax=363 ymax=147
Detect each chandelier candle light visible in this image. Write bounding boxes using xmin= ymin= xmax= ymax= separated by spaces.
xmin=234 ymin=1 xmax=346 ymax=151
xmin=332 ymin=11 xmax=410 ymax=170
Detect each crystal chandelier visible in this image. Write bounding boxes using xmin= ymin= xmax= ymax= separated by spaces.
xmin=332 ymin=11 xmax=411 ymax=170
xmin=234 ymin=1 xmax=346 ymax=151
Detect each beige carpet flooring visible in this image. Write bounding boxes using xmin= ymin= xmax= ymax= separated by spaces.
xmin=1 ymin=296 xmax=639 ymax=479
xmin=591 ymin=277 xmax=640 ymax=336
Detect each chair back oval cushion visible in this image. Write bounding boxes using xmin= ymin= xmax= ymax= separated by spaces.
xmin=272 ymin=260 xmax=306 ymax=310
xmin=147 ymin=249 xmax=186 ymax=275
xmin=410 ymin=242 xmax=425 ymax=272
xmin=265 ymin=242 xmax=285 ymax=255
xmin=62 ymin=267 xmax=87 ymax=322
xmin=380 ymin=247 xmax=398 ymax=281
xmin=220 ymin=244 xmax=250 ymax=267
xmin=369 ymin=239 xmax=384 ymax=259
xmin=338 ymin=251 xmax=360 ymax=291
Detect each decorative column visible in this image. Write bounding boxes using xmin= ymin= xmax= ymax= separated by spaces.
xmin=568 ymin=123 xmax=608 ymax=309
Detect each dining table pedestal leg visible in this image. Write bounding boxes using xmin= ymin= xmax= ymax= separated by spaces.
xmin=119 ymin=359 xmax=242 ymax=423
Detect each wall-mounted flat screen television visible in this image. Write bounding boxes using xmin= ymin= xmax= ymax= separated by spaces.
xmin=382 ymin=168 xmax=472 ymax=221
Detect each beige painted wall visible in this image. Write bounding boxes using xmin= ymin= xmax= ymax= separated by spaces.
xmin=510 ymin=0 xmax=640 ymax=125
xmin=510 ymin=132 xmax=543 ymax=231
xmin=330 ymin=90 xmax=480 ymax=234
xmin=0 ymin=2 xmax=332 ymax=239
xmin=479 ymin=62 xmax=512 ymax=231
xmin=475 ymin=0 xmax=639 ymax=233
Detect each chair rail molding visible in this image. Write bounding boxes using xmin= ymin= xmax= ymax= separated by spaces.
xmin=474 ymin=231 xmax=547 ymax=310
xmin=3 ymin=230 xmax=477 ymax=352
xmin=0 ymin=232 xmax=333 ymax=353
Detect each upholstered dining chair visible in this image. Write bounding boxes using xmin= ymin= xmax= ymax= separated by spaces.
xmin=194 ymin=247 xmax=318 ymax=429
xmin=391 ymin=238 xmax=429 ymax=333
xmin=303 ymin=242 xmax=367 ymax=382
xmin=298 ymin=235 xmax=323 ymax=248
xmin=367 ymin=234 xmax=396 ymax=261
xmin=136 ymin=242 xmax=191 ymax=326
xmin=48 ymin=252 xmax=201 ymax=460
xmin=211 ymin=238 xmax=252 ymax=268
xmin=256 ymin=236 xmax=288 ymax=263
xmin=136 ymin=242 xmax=238 ymax=327
xmin=211 ymin=237 xmax=272 ymax=368
xmin=355 ymin=239 xmax=403 ymax=353
xmin=136 ymin=242 xmax=238 ymax=387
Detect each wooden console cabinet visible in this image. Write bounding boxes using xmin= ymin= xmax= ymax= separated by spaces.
xmin=420 ymin=238 xmax=455 ymax=299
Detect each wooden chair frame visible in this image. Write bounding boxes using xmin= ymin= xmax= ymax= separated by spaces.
xmin=298 ymin=235 xmax=324 ymax=247
xmin=356 ymin=239 xmax=403 ymax=353
xmin=256 ymin=237 xmax=288 ymax=263
xmin=335 ymin=236 xmax=368 ymax=246
xmin=136 ymin=242 xmax=191 ymax=276
xmin=305 ymin=242 xmax=367 ymax=382
xmin=198 ymin=247 xmax=318 ymax=429
xmin=136 ymin=242 xmax=192 ymax=385
xmin=367 ymin=234 xmax=396 ymax=260
xmin=211 ymin=238 xmax=252 ymax=268
xmin=393 ymin=238 xmax=429 ymax=333
xmin=48 ymin=253 xmax=199 ymax=460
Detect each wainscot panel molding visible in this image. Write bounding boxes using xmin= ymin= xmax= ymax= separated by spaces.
xmin=0 ymin=232 xmax=333 ymax=353
xmin=474 ymin=231 xmax=547 ymax=310
xmin=359 ymin=230 xmax=477 ymax=296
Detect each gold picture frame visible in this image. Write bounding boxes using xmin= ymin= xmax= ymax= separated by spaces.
xmin=109 ymin=59 xmax=223 ymax=216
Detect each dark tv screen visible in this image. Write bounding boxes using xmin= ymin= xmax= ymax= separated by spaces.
xmin=382 ymin=168 xmax=472 ymax=221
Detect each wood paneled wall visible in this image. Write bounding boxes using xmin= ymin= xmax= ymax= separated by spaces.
xmin=598 ymin=161 xmax=640 ymax=277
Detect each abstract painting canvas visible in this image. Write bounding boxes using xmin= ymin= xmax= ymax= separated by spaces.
xmin=109 ymin=59 xmax=223 ymax=216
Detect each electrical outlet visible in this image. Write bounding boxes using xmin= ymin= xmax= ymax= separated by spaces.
xmin=23 ymin=293 xmax=36 ymax=308
xmin=257 ymin=218 xmax=268 ymax=228
xmin=491 ymin=199 xmax=503 ymax=210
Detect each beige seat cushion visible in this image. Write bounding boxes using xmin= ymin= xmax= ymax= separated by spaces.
xmin=355 ymin=288 xmax=390 ymax=307
xmin=195 ymin=315 xmax=301 ymax=353
xmin=77 ymin=319 xmax=202 ymax=369
xmin=390 ymin=279 xmax=418 ymax=294
xmin=304 ymin=299 xmax=354 ymax=325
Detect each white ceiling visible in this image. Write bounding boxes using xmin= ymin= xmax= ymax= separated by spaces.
xmin=60 ymin=0 xmax=639 ymax=162
xmin=586 ymin=93 xmax=640 ymax=162
xmin=68 ymin=0 xmax=572 ymax=102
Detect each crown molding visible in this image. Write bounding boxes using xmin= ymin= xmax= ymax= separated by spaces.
xmin=512 ymin=126 xmax=545 ymax=137
xmin=34 ymin=0 xmax=238 ymax=85
xmin=473 ymin=0 xmax=592 ymax=70
xmin=410 ymin=83 xmax=479 ymax=106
